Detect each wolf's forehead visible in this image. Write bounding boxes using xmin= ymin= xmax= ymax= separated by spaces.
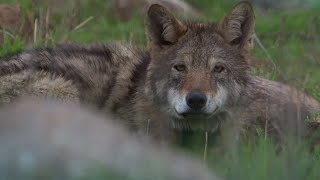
xmin=177 ymin=41 xmax=228 ymax=61
xmin=180 ymin=33 xmax=227 ymax=53
xmin=173 ymin=31 xmax=234 ymax=65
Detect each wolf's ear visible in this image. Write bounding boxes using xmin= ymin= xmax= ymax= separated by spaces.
xmin=219 ymin=2 xmax=255 ymax=57
xmin=145 ymin=4 xmax=187 ymax=47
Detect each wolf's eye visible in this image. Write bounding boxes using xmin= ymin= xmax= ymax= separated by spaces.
xmin=230 ymin=37 xmax=242 ymax=45
xmin=214 ymin=65 xmax=225 ymax=73
xmin=174 ymin=64 xmax=186 ymax=72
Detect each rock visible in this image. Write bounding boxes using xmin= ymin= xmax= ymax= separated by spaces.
xmin=0 ymin=98 xmax=219 ymax=180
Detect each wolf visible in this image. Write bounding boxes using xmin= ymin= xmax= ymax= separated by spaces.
xmin=0 ymin=2 xmax=319 ymax=146
xmin=0 ymin=98 xmax=218 ymax=180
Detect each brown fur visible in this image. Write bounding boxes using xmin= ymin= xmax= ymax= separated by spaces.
xmin=0 ymin=2 xmax=319 ymax=148
xmin=0 ymin=98 xmax=218 ymax=180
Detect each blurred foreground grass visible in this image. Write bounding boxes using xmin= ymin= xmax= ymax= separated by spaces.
xmin=0 ymin=0 xmax=320 ymax=179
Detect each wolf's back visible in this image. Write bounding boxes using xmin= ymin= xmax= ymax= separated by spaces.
xmin=0 ymin=43 xmax=149 ymax=105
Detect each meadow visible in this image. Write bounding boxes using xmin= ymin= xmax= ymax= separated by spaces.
xmin=0 ymin=0 xmax=320 ymax=179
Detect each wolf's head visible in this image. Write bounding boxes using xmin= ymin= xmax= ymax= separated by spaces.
xmin=144 ymin=2 xmax=254 ymax=132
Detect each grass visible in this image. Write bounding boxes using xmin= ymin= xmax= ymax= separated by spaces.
xmin=212 ymin=139 xmax=320 ymax=180
xmin=0 ymin=0 xmax=320 ymax=179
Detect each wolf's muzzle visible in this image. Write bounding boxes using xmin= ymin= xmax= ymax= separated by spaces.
xmin=186 ymin=92 xmax=207 ymax=110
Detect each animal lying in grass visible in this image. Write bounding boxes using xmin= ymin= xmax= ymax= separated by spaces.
xmin=0 ymin=1 xmax=318 ymax=148
xmin=0 ymin=98 xmax=218 ymax=180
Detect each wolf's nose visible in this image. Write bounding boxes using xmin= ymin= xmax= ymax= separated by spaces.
xmin=186 ymin=92 xmax=207 ymax=110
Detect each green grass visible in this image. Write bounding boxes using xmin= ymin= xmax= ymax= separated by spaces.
xmin=0 ymin=0 xmax=320 ymax=179
xmin=0 ymin=33 xmax=24 ymax=57
xmin=213 ymin=139 xmax=320 ymax=180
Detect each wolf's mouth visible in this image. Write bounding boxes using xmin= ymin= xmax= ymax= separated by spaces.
xmin=171 ymin=110 xmax=222 ymax=132
xmin=181 ymin=112 xmax=210 ymax=118
xmin=174 ymin=106 xmax=219 ymax=119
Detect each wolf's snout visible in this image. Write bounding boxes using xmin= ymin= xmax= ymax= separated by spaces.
xmin=186 ymin=92 xmax=207 ymax=110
